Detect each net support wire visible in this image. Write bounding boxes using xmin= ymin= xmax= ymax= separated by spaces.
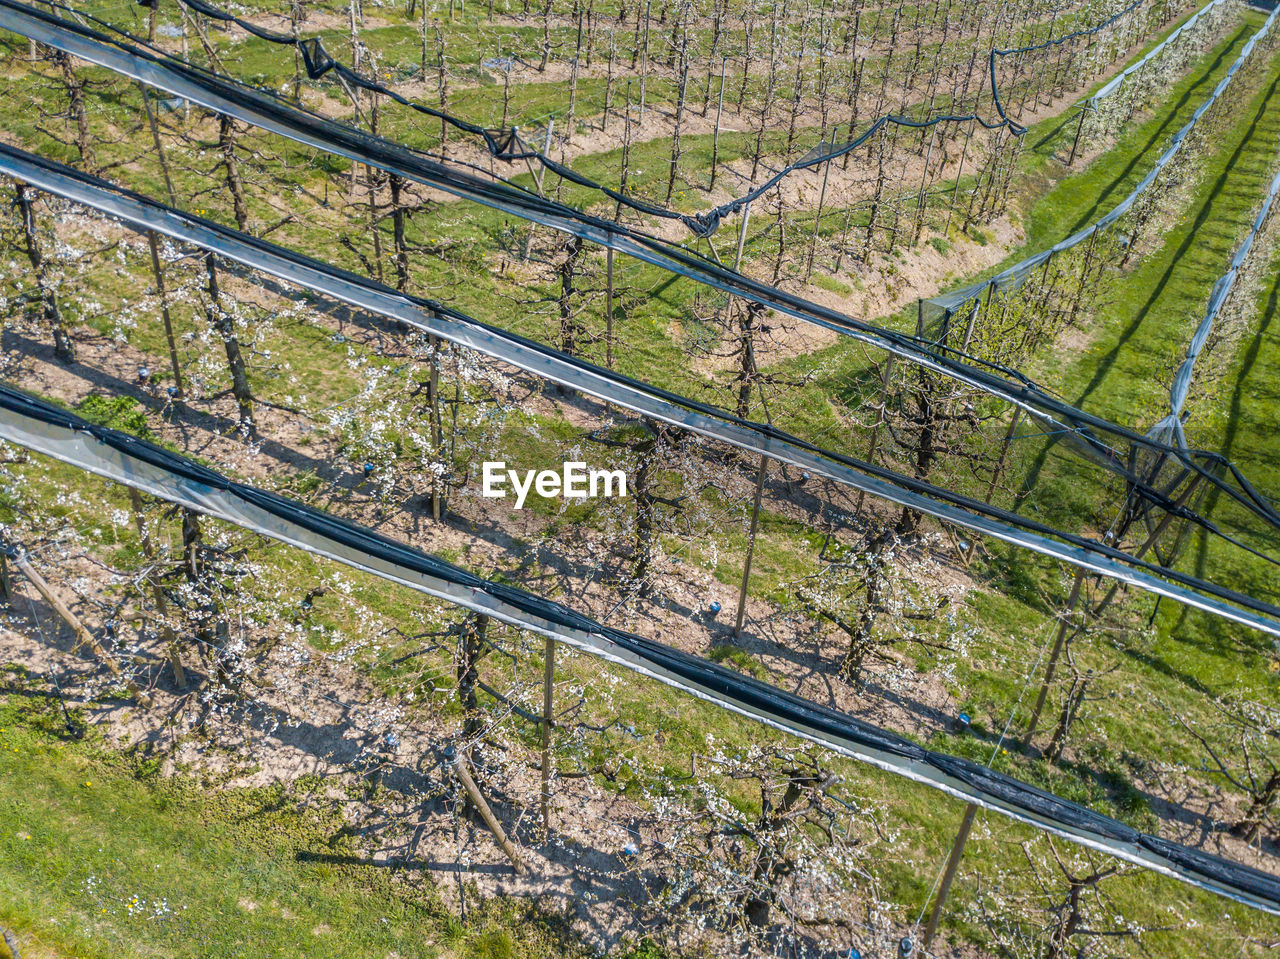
xmin=4 ymin=140 xmax=1280 ymax=638
xmin=4 ymin=0 xmax=1277 ymax=554
xmin=928 ymin=0 xmax=1280 ymax=321
xmin=154 ymin=0 xmax=1154 ymax=237
xmin=2 ymin=381 xmax=1279 ymax=915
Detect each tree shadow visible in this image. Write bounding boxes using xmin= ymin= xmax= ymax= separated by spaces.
xmin=0 ymin=327 xmax=337 ymax=478
xmin=1014 ymin=64 xmax=1280 ymax=510
xmin=1064 ymin=27 xmax=1249 ymax=236
xmin=1073 ymin=65 xmax=1280 ymax=410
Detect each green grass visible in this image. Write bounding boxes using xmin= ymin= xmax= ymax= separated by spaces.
xmin=1036 ymin=38 xmax=1280 ymax=428
xmin=4 ymin=6 xmax=1280 ymax=957
xmin=953 ymin=14 xmax=1264 ymax=301
xmin=0 ymin=672 xmax=607 ymax=959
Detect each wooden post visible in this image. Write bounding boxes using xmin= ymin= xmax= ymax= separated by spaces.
xmin=605 ymin=248 xmax=615 ymax=369
xmin=1067 ymin=105 xmax=1088 ymax=166
xmin=733 ymin=199 xmax=754 ymax=271
xmin=979 ymin=276 xmax=996 ymax=333
xmin=541 ymin=635 xmax=554 ymax=835
xmin=453 ymin=753 xmax=528 ymax=874
xmin=922 ymin=802 xmax=978 ymax=950
xmin=807 ymin=125 xmax=836 ymax=281
xmin=960 ymin=298 xmax=980 ymax=353
xmin=11 ymin=549 xmax=152 ymax=707
xmin=147 ymin=232 xmax=186 ymax=399
xmin=710 ymin=57 xmax=727 ymax=189
xmin=733 ymin=453 xmax=768 ymax=640
xmin=1025 ymin=566 xmax=1086 ymax=746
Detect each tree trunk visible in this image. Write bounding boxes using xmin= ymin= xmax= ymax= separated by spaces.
xmin=1045 ymin=668 xmax=1090 ymax=763
xmin=457 ymin=613 xmax=490 ymax=744
xmin=558 ymin=236 xmax=586 ymax=355
xmin=742 ymin=769 xmax=822 ymax=926
xmin=734 ymin=301 xmax=764 ymax=418
xmin=205 ymin=256 xmax=254 ymax=433
xmin=180 ymin=507 xmax=224 ymax=669
xmin=218 ymin=116 xmax=250 ymax=232
xmin=1233 ymin=769 xmax=1280 ymax=844
xmin=665 ymin=31 xmax=690 ymax=205
xmin=15 ymin=184 xmax=75 ymax=364
xmin=839 ymin=537 xmax=888 ymax=685
xmin=390 ymin=175 xmax=410 ymax=292
xmin=56 ymin=51 xmax=95 ymax=171
xmin=895 ymin=368 xmax=936 ymax=538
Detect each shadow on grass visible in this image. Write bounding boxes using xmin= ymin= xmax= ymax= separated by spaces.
xmin=1063 ymin=27 xmax=1248 ymax=236
xmin=1073 ymin=65 xmax=1280 ymax=410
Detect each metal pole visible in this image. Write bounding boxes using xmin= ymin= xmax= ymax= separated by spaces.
xmin=922 ymin=802 xmax=978 ymax=950
xmin=1025 ymin=566 xmax=1086 ymax=745
xmin=912 ymin=123 xmax=937 ymax=244
xmin=944 ymin=120 xmax=974 ymax=235
xmin=639 ymin=0 xmax=649 ymax=119
xmin=1067 ymin=105 xmax=1088 ymax=166
xmin=711 ymin=57 xmax=726 ymax=189
xmin=733 ymin=199 xmax=754 ymax=271
xmin=541 ymin=635 xmax=555 ymax=834
xmin=807 ymin=125 xmax=836 ymax=281
xmin=734 ymin=453 xmax=768 ymax=639
xmin=605 ymin=247 xmax=615 ymax=369
xmin=523 ymin=119 xmax=554 ymax=261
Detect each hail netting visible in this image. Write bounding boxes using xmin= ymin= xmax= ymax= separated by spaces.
xmin=3 ymin=380 xmax=1280 ymax=915
xmin=1080 ymin=0 xmax=1239 ymax=146
xmin=914 ymin=0 xmax=1280 ymax=571
xmin=1155 ymin=155 xmax=1280 ymax=449
xmin=0 ymin=424 xmax=922 ymax=959
xmin=86 ymin=0 xmax=1163 ymax=240
xmin=923 ymin=0 xmax=1278 ymax=336
xmin=7 ymin=142 xmax=1280 ymax=651
xmin=1128 ymin=120 xmax=1280 ymax=568
xmin=4 ymin=0 xmax=1279 ymax=578
xmin=5 ymin=12 xmax=1280 ymax=631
